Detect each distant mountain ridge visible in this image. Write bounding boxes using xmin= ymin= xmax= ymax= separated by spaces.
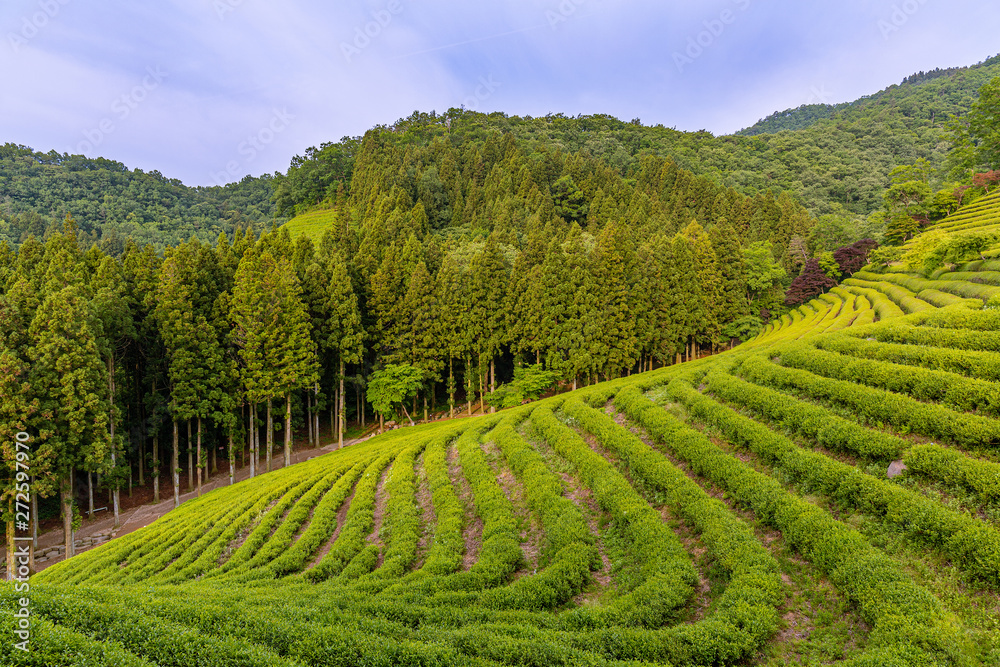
xmin=737 ymin=55 xmax=1000 ymax=136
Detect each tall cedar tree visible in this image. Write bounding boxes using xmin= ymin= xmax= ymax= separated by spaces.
xmin=0 ymin=279 xmax=41 ymax=577
xmin=434 ymin=254 xmax=468 ymax=417
xmin=467 ymin=236 xmax=508 ymax=409
xmin=401 ymin=260 xmax=442 ymax=420
xmin=325 ymin=250 xmax=364 ymax=449
xmin=28 ymin=286 xmax=112 ymax=558
xmin=683 ymin=221 xmax=723 ymax=353
xmin=268 ymin=257 xmax=317 ymax=467
xmin=155 ymin=249 xmax=202 ymax=505
xmin=90 ymin=256 xmax=136 ymax=524
xmin=593 ymin=220 xmax=640 ymax=378
xmin=666 ymin=235 xmax=704 ymax=363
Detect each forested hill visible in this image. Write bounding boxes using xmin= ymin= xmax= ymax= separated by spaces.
xmin=0 ymin=145 xmax=281 ymax=250
xmin=276 ymin=55 xmax=1000 ymax=222
xmin=2 ymin=53 xmax=997 ymax=251
xmin=738 ymin=56 xmax=1000 ymax=136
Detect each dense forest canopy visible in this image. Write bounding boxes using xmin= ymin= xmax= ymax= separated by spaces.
xmin=0 ymin=145 xmax=281 ymax=250
xmin=2 ymin=51 xmax=999 ymax=256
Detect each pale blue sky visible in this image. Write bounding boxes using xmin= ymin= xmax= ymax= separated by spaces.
xmin=2 ymin=0 xmax=997 ymax=186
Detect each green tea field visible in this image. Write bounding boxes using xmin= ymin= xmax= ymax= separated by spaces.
xmin=6 ymin=194 xmax=1000 ymax=667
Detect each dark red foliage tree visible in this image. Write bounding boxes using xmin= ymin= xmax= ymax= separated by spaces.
xmin=833 ymin=238 xmax=878 ymax=277
xmin=784 ymin=258 xmax=836 ymax=307
xmin=972 ymin=171 xmax=1000 ymax=193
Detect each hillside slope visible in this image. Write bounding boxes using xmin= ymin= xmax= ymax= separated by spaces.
xmin=7 ymin=196 xmax=1000 ymax=665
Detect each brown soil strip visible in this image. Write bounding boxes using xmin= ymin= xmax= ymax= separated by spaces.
xmin=303 ymin=476 xmax=359 ymax=571
xmin=217 ymin=497 xmax=281 ymax=567
xmin=519 ymin=422 xmax=614 ymax=600
xmin=611 ymin=402 xmax=870 ymax=651
xmin=480 ymin=436 xmax=542 ymax=577
xmin=366 ymin=466 xmax=392 ymax=568
xmin=412 ymin=451 xmax=436 ymax=571
xmin=447 ymin=444 xmax=482 ymax=570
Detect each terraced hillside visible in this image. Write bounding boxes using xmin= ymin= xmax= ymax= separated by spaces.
xmin=6 ymin=198 xmax=1000 ymax=666
xmin=282 ymin=207 xmax=339 ymax=242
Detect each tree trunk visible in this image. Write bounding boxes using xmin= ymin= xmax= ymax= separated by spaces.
xmin=211 ymin=433 xmax=217 ymax=475
xmin=172 ymin=421 xmax=180 ymax=508
xmin=187 ymin=419 xmax=193 ymax=491
xmin=153 ymin=434 xmax=160 ymax=504
xmin=31 ymin=487 xmax=38 ymax=550
xmin=478 ymin=366 xmax=484 ymax=414
xmin=266 ymin=398 xmax=273 ymax=473
xmin=228 ymin=432 xmax=235 ymax=486
xmin=62 ymin=474 xmax=74 ymax=559
xmin=423 ymin=394 xmax=428 ymax=423
xmin=314 ymin=383 xmax=320 ymax=448
xmin=489 ymin=358 xmax=496 ymax=413
xmin=87 ymin=472 xmax=94 ymax=519
xmin=108 ymin=356 xmax=120 ymax=529
xmin=6 ymin=499 xmax=14 ymax=580
xmin=284 ymin=392 xmax=292 ymax=468
xmin=449 ymin=357 xmax=455 ymax=419
xmin=249 ymin=402 xmax=256 ymax=479
xmin=400 ymin=401 xmax=415 ymax=427
xmin=339 ymin=360 xmax=345 ymax=449
xmin=196 ymin=416 xmax=203 ymax=496
xmin=306 ymin=390 xmax=313 ymax=446
xmin=360 ymin=388 xmax=365 ymax=428
xmin=112 ymin=468 xmax=120 ymax=529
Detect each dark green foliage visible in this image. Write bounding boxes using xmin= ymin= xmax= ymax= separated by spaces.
xmin=367 ymin=364 xmax=425 ymax=423
xmin=0 ymin=145 xmax=280 ymax=248
xmin=485 ymin=365 xmax=559 ymax=409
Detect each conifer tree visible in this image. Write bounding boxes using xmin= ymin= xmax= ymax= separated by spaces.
xmin=28 ymin=286 xmax=111 ymax=558
xmin=434 ymin=254 xmax=468 ymax=418
xmin=708 ymin=220 xmax=750 ymax=348
xmin=542 ymin=224 xmax=596 ymax=387
xmin=269 ymin=257 xmax=316 ymax=467
xmin=155 ymin=250 xmax=200 ymax=504
xmin=466 ymin=236 xmax=508 ymax=409
xmin=593 ymin=220 xmax=639 ymax=378
xmin=400 ymin=261 xmax=442 ymax=420
xmin=0 ymin=280 xmax=41 ymax=577
xmin=301 ymin=257 xmax=332 ymax=447
xmin=230 ymin=249 xmax=275 ymax=475
xmin=325 ymin=251 xmax=364 ymax=448
xmin=91 ymin=256 xmax=135 ymax=526
xmin=683 ymin=221 xmax=722 ymax=354
xmin=123 ymin=242 xmax=165 ymax=503
xmin=666 ymin=234 xmax=704 ymax=362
